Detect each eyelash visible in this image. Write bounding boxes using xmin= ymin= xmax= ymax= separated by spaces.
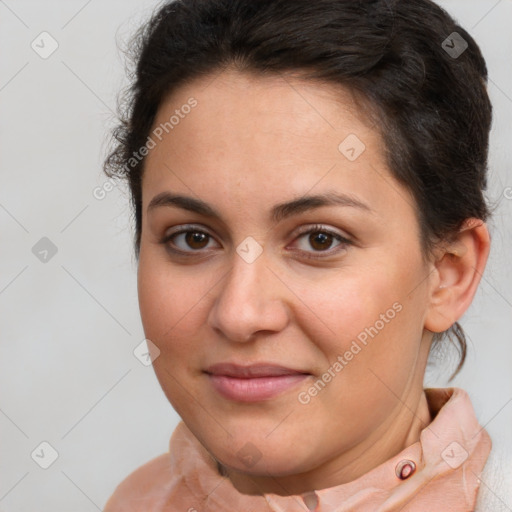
xmin=159 ymin=223 xmax=352 ymax=260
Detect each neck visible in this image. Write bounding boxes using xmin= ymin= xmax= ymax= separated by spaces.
xmin=221 ymin=387 xmax=432 ymax=497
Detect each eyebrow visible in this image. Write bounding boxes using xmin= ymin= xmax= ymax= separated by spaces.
xmin=147 ymin=190 xmax=374 ymax=223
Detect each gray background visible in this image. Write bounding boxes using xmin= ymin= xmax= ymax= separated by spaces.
xmin=0 ymin=1 xmax=510 ymax=510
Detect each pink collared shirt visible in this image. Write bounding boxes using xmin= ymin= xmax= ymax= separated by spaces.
xmin=105 ymin=387 xmax=491 ymax=511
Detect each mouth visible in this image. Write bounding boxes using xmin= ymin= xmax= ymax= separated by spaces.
xmin=204 ymin=362 xmax=311 ymax=402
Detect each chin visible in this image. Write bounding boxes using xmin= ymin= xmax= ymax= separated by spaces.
xmin=207 ymin=434 xmax=311 ymax=477
xmin=220 ymin=454 xmax=306 ymax=478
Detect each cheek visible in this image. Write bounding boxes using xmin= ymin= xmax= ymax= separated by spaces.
xmin=137 ymin=253 xmax=209 ymax=352
xmin=300 ymin=255 xmax=427 ymax=384
xmin=137 ymin=253 xmax=213 ymax=413
xmin=298 ymin=265 xmax=401 ymax=345
xmin=295 ymin=289 xmax=424 ymax=450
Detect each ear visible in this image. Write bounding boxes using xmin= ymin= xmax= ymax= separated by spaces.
xmin=424 ymin=219 xmax=490 ymax=333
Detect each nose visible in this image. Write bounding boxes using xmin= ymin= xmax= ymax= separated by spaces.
xmin=207 ymin=248 xmax=290 ymax=343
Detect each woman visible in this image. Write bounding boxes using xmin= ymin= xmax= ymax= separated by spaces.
xmin=103 ymin=0 xmax=500 ymax=510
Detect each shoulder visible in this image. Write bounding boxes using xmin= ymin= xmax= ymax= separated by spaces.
xmin=103 ymin=452 xmax=173 ymax=512
xmin=103 ymin=421 xmax=212 ymax=512
xmin=475 ymin=444 xmax=512 ymax=512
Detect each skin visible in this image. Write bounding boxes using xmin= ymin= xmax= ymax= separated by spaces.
xmin=136 ymin=67 xmax=490 ymax=496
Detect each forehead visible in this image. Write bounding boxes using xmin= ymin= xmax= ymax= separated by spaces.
xmin=141 ymin=68 xmax=414 ymax=224
xmin=160 ymin=67 xmax=375 ymax=139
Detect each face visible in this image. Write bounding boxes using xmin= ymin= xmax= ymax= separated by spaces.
xmin=137 ymin=68 xmax=435 ymax=492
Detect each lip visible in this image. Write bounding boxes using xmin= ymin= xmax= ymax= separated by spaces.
xmin=205 ymin=362 xmax=309 ymax=378
xmin=204 ymin=362 xmax=311 ymax=402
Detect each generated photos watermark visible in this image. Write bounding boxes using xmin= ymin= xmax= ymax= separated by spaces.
xmin=93 ymin=97 xmax=198 ymax=200
xmin=298 ymin=301 xmax=403 ymax=404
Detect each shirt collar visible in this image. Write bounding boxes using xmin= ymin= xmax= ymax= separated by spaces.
xmin=167 ymin=387 xmax=491 ymax=511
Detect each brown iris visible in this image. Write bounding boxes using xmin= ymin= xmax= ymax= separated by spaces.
xmin=309 ymin=231 xmax=333 ymax=251
xmin=185 ymin=231 xmax=209 ymax=250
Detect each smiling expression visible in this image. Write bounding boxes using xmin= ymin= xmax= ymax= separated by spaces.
xmin=136 ymin=67 xmax=436 ymax=493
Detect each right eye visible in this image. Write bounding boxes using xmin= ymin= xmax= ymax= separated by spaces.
xmin=159 ymin=225 xmax=220 ymax=255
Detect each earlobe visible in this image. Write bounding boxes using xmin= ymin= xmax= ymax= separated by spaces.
xmin=424 ymin=219 xmax=490 ymax=333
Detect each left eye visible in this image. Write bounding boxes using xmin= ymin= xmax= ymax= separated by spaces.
xmin=291 ymin=225 xmax=350 ymax=255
